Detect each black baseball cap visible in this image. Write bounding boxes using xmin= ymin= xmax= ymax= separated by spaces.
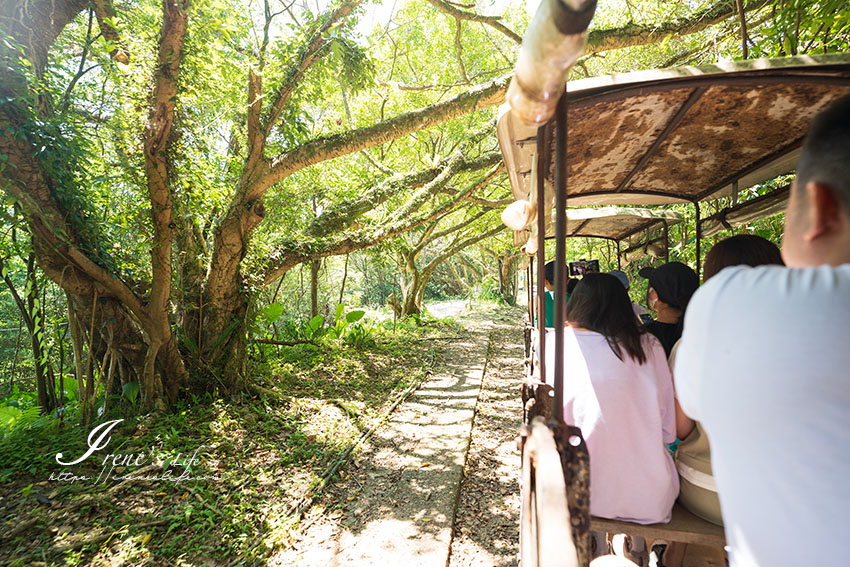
xmin=638 ymin=262 xmax=699 ymax=311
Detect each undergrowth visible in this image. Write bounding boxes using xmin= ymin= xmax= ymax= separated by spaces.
xmin=0 ymin=315 xmax=462 ymax=566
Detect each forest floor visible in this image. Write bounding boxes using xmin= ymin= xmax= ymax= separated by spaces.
xmin=0 ymin=300 xmax=526 ymax=566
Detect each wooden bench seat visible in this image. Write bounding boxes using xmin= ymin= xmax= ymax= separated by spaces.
xmin=591 ymin=503 xmax=726 ymax=547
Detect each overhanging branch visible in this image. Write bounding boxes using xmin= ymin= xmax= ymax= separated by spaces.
xmin=585 ymin=0 xmax=770 ymax=55
xmin=93 ymin=0 xmax=129 ymax=63
xmin=257 ymin=74 xmax=511 ymax=197
xmin=306 ymin=151 xmax=500 ymax=237
xmin=423 ymin=0 xmax=522 ymax=43
xmin=261 ymin=164 xmax=503 ymax=284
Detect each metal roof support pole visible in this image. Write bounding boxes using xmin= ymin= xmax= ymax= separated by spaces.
xmin=731 ymin=180 xmax=739 ymax=236
xmin=695 ymin=201 xmax=702 ymax=281
xmin=663 ymin=220 xmax=670 ymax=263
xmin=553 ymin=94 xmax=568 ymax=424
xmin=536 ymin=127 xmax=547 ymax=382
xmin=525 ymin=256 xmax=534 ymax=325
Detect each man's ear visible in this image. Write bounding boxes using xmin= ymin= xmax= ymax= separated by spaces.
xmin=803 ymin=181 xmax=843 ymax=242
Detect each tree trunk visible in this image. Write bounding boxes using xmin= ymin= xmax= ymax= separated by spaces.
xmin=310 ymin=258 xmax=321 ymax=318
xmin=1 ymin=0 xmax=189 ymax=409
xmin=400 ymin=269 xmax=425 ymax=316
xmin=498 ymin=252 xmax=518 ymax=305
xmin=338 ymin=254 xmax=349 ymax=305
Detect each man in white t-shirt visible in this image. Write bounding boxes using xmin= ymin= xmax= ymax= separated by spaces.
xmin=675 ymin=93 xmax=850 ymax=566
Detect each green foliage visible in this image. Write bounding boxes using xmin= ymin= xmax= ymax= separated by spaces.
xmin=253 ymin=299 xmax=372 ymax=349
xmin=475 ymin=274 xmax=504 ymax=302
xmin=122 ymin=381 xmax=139 ymax=405
xmin=0 ymin=404 xmax=42 ymax=431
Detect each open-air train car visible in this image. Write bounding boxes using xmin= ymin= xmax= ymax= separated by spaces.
xmin=520 ymin=206 xmax=682 ymax=368
xmin=500 ymin=50 xmax=850 ymax=566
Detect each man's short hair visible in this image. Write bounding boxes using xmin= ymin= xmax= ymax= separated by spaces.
xmin=795 ymin=93 xmax=850 ymax=217
xmin=544 ymin=261 xmax=555 ymax=284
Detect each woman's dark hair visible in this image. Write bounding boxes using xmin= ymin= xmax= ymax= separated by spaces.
xmin=703 ymin=234 xmax=784 ymax=281
xmin=567 ymin=278 xmax=579 ymax=295
xmin=566 ymin=272 xmax=647 ymax=364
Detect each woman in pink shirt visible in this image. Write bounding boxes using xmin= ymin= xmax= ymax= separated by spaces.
xmin=545 ymin=272 xmax=678 ymax=560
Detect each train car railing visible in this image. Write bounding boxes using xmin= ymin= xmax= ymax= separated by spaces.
xmin=519 ymin=416 xmax=591 ymax=566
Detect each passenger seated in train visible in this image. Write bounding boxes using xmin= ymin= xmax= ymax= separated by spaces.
xmin=674 ymin=94 xmax=850 ymax=567
xmin=531 ymin=269 xmax=580 ymax=365
xmin=653 ymin=235 xmax=784 ymax=567
xmin=608 ymin=269 xmax=649 ymax=323
xmin=535 ymin=260 xmax=571 ymax=328
xmin=543 ymin=273 xmax=678 ymax=560
xmin=675 ymin=234 xmax=784 ymax=525
xmin=637 ymin=262 xmax=699 ymax=356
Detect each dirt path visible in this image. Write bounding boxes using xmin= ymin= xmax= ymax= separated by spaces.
xmin=271 ymin=304 xmax=524 ymax=567
xmin=448 ymin=308 xmax=523 ymax=567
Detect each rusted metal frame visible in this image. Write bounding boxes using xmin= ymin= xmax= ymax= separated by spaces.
xmin=567 ymin=73 xmax=850 ymax=110
xmin=522 ymin=380 xmax=554 ymax=423
xmin=615 ymin=217 xmax=670 ymax=242
xmin=614 ymin=87 xmax=707 ymax=194
xmin=567 ymin=188 xmax=692 ymax=201
xmin=568 ymin=218 xmax=591 ymax=237
xmin=536 ymin=126 xmax=547 ymax=382
xmin=694 ymin=137 xmax=803 ymax=201
xmin=549 ymin=420 xmax=591 ymax=566
xmin=616 ymin=240 xmax=621 ymax=269
xmin=553 ymin=94 xmax=568 ymax=424
xmin=695 ymin=201 xmax=702 ymax=280
xmin=520 ymin=418 xmax=579 ymax=567
xmin=699 ymin=183 xmax=791 ymax=231
xmin=620 ymin=234 xmax=667 ymax=255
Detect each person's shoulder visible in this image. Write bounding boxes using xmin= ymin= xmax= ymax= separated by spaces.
xmin=702 ymin=263 xmax=850 ymax=299
xmin=687 ymin=263 xmax=850 ymax=331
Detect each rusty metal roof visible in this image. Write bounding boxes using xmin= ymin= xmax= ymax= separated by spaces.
xmin=498 ymin=54 xmax=850 ymax=206
xmin=512 ymin=206 xmax=681 ymax=257
xmin=561 ymin=206 xmax=681 ymax=240
xmin=699 ymin=185 xmax=789 ymax=238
